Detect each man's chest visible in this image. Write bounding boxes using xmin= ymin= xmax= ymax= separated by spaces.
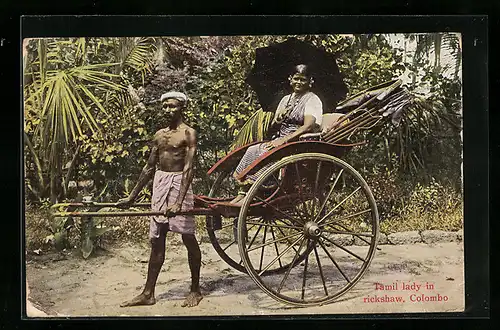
xmin=156 ymin=129 xmax=187 ymax=149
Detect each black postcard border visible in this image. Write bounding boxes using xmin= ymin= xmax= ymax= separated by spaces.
xmin=5 ymin=14 xmax=491 ymax=329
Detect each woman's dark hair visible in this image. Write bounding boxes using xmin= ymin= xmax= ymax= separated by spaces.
xmin=292 ymin=64 xmax=312 ymax=77
xmin=289 ymin=64 xmax=314 ymax=86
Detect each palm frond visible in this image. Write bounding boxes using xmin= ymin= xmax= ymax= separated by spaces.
xmin=119 ymin=37 xmax=157 ymax=81
xmin=37 ymin=39 xmax=47 ymax=86
xmin=29 ymin=62 xmax=127 ymax=167
xmin=374 ymin=91 xmax=461 ymax=174
xmin=70 ymin=65 xmax=125 ymax=91
xmin=230 ymin=109 xmax=273 ymax=150
xmin=106 ymin=89 xmax=134 ymax=116
xmin=75 ymin=37 xmax=87 ymax=64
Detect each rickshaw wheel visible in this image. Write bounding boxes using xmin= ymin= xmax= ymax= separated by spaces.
xmin=206 ymin=170 xmax=247 ymax=273
xmin=238 ymin=153 xmax=379 ymax=307
xmin=206 ymin=170 xmax=310 ymax=275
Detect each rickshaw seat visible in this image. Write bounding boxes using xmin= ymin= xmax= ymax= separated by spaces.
xmin=299 ymin=113 xmax=346 ymax=140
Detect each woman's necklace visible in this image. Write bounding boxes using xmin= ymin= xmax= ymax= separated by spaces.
xmin=283 ymin=93 xmax=302 ymax=116
xmin=275 ymin=93 xmax=305 ymax=125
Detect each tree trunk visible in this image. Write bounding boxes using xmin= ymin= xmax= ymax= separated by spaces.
xmin=24 ymin=132 xmax=45 ymax=195
xmin=49 ymin=144 xmax=64 ymax=204
xmin=384 ymin=137 xmax=391 ymax=171
xmin=433 ymin=33 xmax=442 ymax=72
xmin=62 ymin=145 xmax=81 ymax=198
xmin=50 ymin=166 xmax=57 ymax=204
xmin=454 ymin=34 xmax=462 ymax=81
xmin=154 ymin=38 xmax=165 ymax=66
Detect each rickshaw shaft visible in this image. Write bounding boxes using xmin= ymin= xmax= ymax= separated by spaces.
xmin=52 ymin=208 xmax=214 ymax=217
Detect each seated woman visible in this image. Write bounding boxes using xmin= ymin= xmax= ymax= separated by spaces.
xmin=230 ymin=64 xmax=324 ymax=205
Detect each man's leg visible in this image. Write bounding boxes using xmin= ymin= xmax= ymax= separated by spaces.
xmin=180 ymin=233 xmax=203 ymax=307
xmin=120 ymin=224 xmax=167 ymax=307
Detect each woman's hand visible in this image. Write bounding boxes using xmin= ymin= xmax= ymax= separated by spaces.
xmin=273 ymin=105 xmax=293 ymax=126
xmin=265 ymin=137 xmax=287 ymax=150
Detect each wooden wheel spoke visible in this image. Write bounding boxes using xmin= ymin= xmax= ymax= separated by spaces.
xmin=246 ymin=221 xmax=302 ymax=231
xmin=247 ymin=231 xmax=302 ymax=252
xmin=211 ymin=172 xmax=236 ymax=197
xmin=318 ymin=239 xmax=351 ymax=284
xmin=293 ymin=203 xmax=310 ymax=223
xmin=319 ymin=209 xmax=372 ymax=228
xmin=273 ymin=218 xmax=300 ymax=230
xmin=317 ymin=186 xmax=362 ymax=225
xmin=277 ymin=237 xmax=307 ymax=293
xmin=270 ymin=226 xmax=283 ymax=269
xmin=246 ymin=223 xmax=264 ymax=251
xmin=253 ymin=194 xmax=304 ymax=226
xmin=206 ymin=171 xmax=247 ymax=273
xmin=259 ymin=226 xmax=268 ymax=272
xmin=294 ymin=163 xmax=311 ymax=219
xmin=326 ymin=222 xmax=375 ymax=247
xmin=276 ymin=227 xmax=299 ymax=255
xmin=321 ymin=235 xmax=366 ymax=262
xmin=222 ymin=240 xmax=236 ymax=252
xmin=271 ymin=172 xmax=288 ymax=194
xmin=301 ymin=241 xmax=310 ymax=300
xmin=313 ymin=245 xmax=328 ymax=296
xmin=313 ymin=161 xmax=323 ymax=212
xmin=314 ymin=169 xmax=344 ymax=222
xmin=258 ymin=234 xmax=304 ymax=276
xmin=229 ymin=221 xmax=257 ymax=237
xmin=271 ymin=172 xmax=308 ymax=222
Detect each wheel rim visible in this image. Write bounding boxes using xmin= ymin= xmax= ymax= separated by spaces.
xmin=206 ymin=171 xmax=247 ymax=273
xmin=238 ymin=153 xmax=379 ymax=307
xmin=206 ymin=170 xmax=311 ymax=275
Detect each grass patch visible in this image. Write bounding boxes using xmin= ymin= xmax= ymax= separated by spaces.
xmin=378 ymin=178 xmax=463 ymax=234
xmin=25 ymin=204 xmax=53 ymax=252
xmin=379 ymin=202 xmax=463 ymax=234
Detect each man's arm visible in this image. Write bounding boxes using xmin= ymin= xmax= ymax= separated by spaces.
xmin=175 ymin=128 xmax=197 ymax=207
xmin=122 ymin=140 xmax=158 ymax=203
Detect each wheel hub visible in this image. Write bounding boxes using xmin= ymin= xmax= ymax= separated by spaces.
xmin=304 ymin=221 xmax=322 ymax=239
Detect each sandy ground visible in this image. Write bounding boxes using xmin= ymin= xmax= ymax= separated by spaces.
xmin=26 ymin=238 xmax=464 ymax=317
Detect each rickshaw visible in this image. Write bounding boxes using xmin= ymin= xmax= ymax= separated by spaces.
xmin=52 ymin=78 xmax=414 ymax=307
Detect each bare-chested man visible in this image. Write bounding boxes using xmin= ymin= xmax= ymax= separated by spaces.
xmin=116 ymin=91 xmax=202 ymax=308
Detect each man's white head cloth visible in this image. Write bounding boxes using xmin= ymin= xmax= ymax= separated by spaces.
xmin=160 ymin=91 xmax=188 ymax=104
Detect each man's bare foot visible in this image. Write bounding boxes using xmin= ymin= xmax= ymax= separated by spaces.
xmin=181 ymin=291 xmax=203 ymax=307
xmin=120 ymin=293 xmax=156 ymax=307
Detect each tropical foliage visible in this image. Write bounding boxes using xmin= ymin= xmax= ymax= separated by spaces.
xmin=23 ymin=34 xmax=463 ymax=254
xmin=24 ymin=37 xmax=157 ymax=203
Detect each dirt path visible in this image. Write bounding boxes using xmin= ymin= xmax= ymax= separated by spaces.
xmin=26 ymin=238 xmax=464 ymax=317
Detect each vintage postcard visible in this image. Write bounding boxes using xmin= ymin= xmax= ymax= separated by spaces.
xmin=23 ymin=31 xmax=466 ymax=317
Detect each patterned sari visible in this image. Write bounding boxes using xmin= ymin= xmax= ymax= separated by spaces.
xmin=234 ymin=91 xmax=320 ymax=184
